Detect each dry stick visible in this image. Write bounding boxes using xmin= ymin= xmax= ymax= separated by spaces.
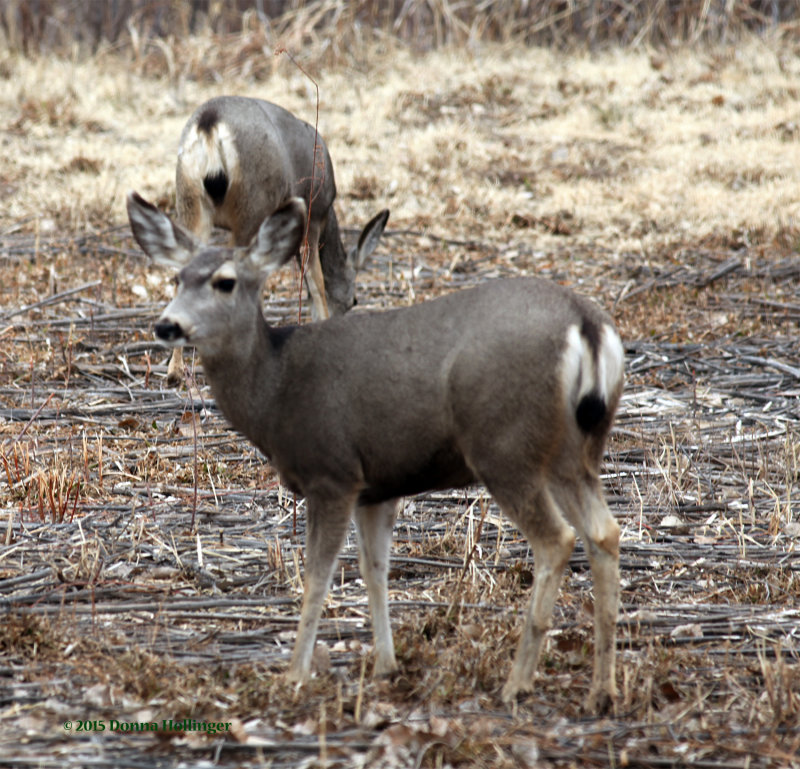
xmin=191 ymin=387 xmax=199 ymax=531
xmin=184 ymin=357 xmax=201 ymax=531
xmin=739 ymin=355 xmax=800 ymax=380
xmin=276 ymin=47 xmax=324 ymax=537
xmin=1 ymin=392 xmax=55 ymax=449
xmin=0 ymin=280 xmax=101 ymax=322
xmin=276 ymin=47 xmax=324 ymax=325
xmin=447 ymin=498 xmax=489 ymax=622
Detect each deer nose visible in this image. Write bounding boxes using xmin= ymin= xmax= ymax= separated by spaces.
xmin=155 ymin=320 xmax=184 ymax=343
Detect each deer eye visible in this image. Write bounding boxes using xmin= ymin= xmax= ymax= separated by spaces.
xmin=212 ymin=277 xmax=236 ymax=293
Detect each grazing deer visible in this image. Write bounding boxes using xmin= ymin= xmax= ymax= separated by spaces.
xmin=127 ymin=192 xmax=625 ymax=713
xmin=168 ymin=94 xmax=389 ymax=385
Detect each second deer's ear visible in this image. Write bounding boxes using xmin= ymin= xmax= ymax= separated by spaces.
xmin=350 ymin=208 xmax=389 ymax=271
xmin=127 ymin=191 xmax=199 ymax=269
xmin=244 ymin=197 xmax=306 ymax=277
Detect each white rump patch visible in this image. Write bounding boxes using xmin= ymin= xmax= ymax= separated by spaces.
xmin=178 ymin=121 xmax=239 ymax=189
xmin=560 ymin=323 xmax=624 ymax=407
xmin=596 ymin=324 xmax=625 ymax=403
xmin=561 ymin=324 xmax=594 ymax=405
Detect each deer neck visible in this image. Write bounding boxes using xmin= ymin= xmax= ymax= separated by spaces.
xmin=200 ymin=315 xmax=283 ymax=458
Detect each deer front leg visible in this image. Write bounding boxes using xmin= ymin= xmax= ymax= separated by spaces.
xmin=287 ymin=495 xmax=353 ymax=683
xmin=354 ymin=500 xmax=400 ymax=676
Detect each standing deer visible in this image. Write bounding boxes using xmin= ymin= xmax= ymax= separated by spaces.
xmin=127 ymin=192 xmax=625 ymax=713
xmin=168 ymin=94 xmax=389 ymax=385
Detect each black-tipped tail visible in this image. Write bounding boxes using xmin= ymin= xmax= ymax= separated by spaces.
xmin=576 ymin=392 xmax=607 ymax=433
xmin=203 ymin=171 xmax=228 ymax=206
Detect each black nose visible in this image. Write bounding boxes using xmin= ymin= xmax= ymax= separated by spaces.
xmin=155 ymin=320 xmax=184 ymax=342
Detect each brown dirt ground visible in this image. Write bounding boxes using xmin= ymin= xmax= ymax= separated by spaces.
xmin=1 ymin=35 xmax=799 ymax=768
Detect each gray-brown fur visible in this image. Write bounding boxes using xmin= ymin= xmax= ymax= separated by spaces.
xmin=176 ymin=95 xmax=385 ymax=314
xmin=127 ymin=192 xmax=625 ymax=714
xmin=168 ymin=96 xmax=388 ymax=386
xmin=178 ymin=97 xmax=333 ymax=244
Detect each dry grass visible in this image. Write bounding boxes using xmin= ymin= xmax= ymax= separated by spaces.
xmin=1 ymin=16 xmax=800 ymax=769
xmin=3 ymin=32 xmax=800 ymax=254
xmin=2 ymin=0 xmax=800 ymax=54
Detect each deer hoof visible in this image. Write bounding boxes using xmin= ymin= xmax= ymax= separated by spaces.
xmin=586 ymin=686 xmax=616 ymax=716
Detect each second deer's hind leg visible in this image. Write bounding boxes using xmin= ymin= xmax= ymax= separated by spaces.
xmin=500 ymin=486 xmax=576 ymax=703
xmin=354 ymin=500 xmax=400 ymax=676
xmin=166 ymin=349 xmax=185 ymax=387
xmin=302 ymin=221 xmax=330 ymax=321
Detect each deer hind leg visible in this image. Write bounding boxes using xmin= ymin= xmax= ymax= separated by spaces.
xmin=302 ymin=221 xmax=330 ymax=321
xmin=354 ymin=500 xmax=400 ymax=676
xmin=554 ymin=481 xmax=620 ymax=713
xmin=287 ymin=494 xmax=354 ymax=684
xmin=166 ymin=349 xmax=185 ymax=387
xmin=500 ymin=486 xmax=576 ymax=704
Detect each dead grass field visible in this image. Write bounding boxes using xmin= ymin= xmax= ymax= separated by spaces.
xmin=1 ymin=28 xmax=799 ymax=769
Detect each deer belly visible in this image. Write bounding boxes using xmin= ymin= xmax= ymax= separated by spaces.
xmin=357 ymin=444 xmax=476 ymax=505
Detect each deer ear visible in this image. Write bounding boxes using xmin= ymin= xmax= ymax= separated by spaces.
xmin=349 ymin=208 xmax=389 ymax=271
xmin=127 ymin=191 xmax=199 ymax=269
xmin=244 ymin=197 xmax=306 ymax=276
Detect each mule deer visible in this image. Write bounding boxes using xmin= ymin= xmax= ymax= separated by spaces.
xmin=169 ymin=94 xmax=389 ymax=384
xmin=127 ymin=192 xmax=625 ymax=712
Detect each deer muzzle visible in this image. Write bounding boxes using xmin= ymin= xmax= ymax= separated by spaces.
xmin=154 ymin=320 xmax=185 ymax=345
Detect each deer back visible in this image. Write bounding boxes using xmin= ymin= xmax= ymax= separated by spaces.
xmin=176 ymin=96 xmax=337 ymax=245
